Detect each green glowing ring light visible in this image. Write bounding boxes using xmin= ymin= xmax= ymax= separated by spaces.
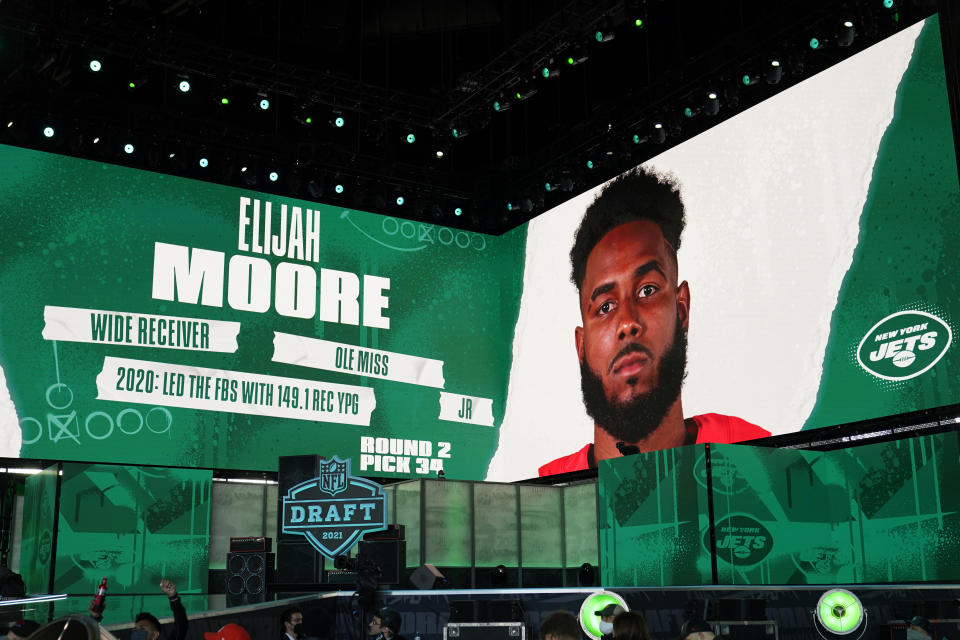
xmin=816 ymin=589 xmax=865 ymax=636
xmin=579 ymin=590 xmax=629 ymax=640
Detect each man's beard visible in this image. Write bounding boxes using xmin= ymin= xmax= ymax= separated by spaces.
xmin=580 ymin=317 xmax=688 ymax=444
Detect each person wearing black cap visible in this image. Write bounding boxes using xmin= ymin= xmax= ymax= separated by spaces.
xmin=368 ymin=607 xmax=406 ymax=640
xmin=6 ymin=620 xmax=40 ymax=640
xmin=595 ymin=604 xmax=625 ymax=639
xmin=680 ymin=619 xmax=715 ymax=640
xmin=907 ymin=616 xmax=932 ymax=640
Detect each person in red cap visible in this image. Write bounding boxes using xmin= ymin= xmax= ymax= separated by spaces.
xmin=204 ymin=623 xmax=250 ymax=640
xmin=680 ymin=618 xmax=715 ymax=640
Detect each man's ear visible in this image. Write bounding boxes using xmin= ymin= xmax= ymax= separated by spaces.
xmin=677 ymin=280 xmax=690 ymax=331
xmin=575 ymin=326 xmax=584 ymax=364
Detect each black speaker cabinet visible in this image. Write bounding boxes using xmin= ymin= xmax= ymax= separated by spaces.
xmin=410 ymin=563 xmax=447 ymax=590
xmin=358 ymin=539 xmax=405 ymax=586
xmin=276 ymin=539 xmax=324 ymax=585
xmin=225 ymin=552 xmax=274 ymax=606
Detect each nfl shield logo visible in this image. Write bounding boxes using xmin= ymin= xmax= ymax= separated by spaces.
xmin=319 ymin=459 xmax=348 ymax=496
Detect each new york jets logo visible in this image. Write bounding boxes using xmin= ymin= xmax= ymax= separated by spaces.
xmin=856 ymin=310 xmax=952 ymax=381
xmin=704 ymin=515 xmax=773 ymax=566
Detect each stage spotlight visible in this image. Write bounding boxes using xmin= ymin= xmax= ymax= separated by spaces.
xmin=396 ymin=196 xmax=405 ymax=206
xmin=586 ymin=159 xmax=595 ymax=169
xmin=199 ymin=157 xmax=209 ymax=168
xmin=178 ymin=79 xmax=191 ymax=93
xmin=334 ymin=116 xmax=345 ymax=128
xmin=123 ymin=143 xmax=134 ymax=154
xmin=566 ymin=46 xmax=589 ymax=66
xmin=838 ymin=21 xmax=856 ymax=47
xmin=405 ymin=133 xmax=416 ymax=144
xmin=88 ymin=60 xmax=101 ymax=72
xmin=493 ymin=99 xmax=511 ymax=112
xmin=435 ymin=149 xmax=445 ymax=159
xmin=259 ymin=98 xmax=270 ymax=110
xmin=560 ymin=176 xmax=574 ymax=192
xmin=652 ymin=122 xmax=666 ymax=144
xmin=594 ymin=29 xmax=615 ymax=44
xmin=704 ymin=92 xmax=719 ymax=116
xmin=809 ymin=37 xmax=821 ymax=50
xmin=633 ymin=18 xmax=644 ymax=28
xmin=43 ymin=126 xmax=55 ymax=138
xmin=454 ymin=207 xmax=463 ymax=216
xmin=451 ymin=126 xmax=469 ymax=139
xmin=514 ymin=83 xmax=537 ymax=101
xmin=490 ymin=565 xmax=508 ymax=587
xmin=544 ymin=181 xmax=556 ymax=192
xmin=765 ymin=59 xmax=782 ymax=84
xmin=883 ymin=0 xmax=895 ymax=8
xmin=269 ymin=171 xmax=279 ymax=182
xmin=335 ymin=184 xmax=345 ymax=194
xmin=683 ymin=106 xmax=698 ymax=118
xmin=540 ymin=63 xmax=560 ymax=79
xmin=306 ymin=180 xmax=323 ymax=199
xmin=520 ymin=198 xmax=534 ymax=213
xmin=742 ymin=73 xmax=758 ymax=86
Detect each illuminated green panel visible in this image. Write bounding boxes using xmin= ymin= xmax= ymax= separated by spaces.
xmin=562 ymin=481 xmax=599 ymax=569
xmin=20 ymin=465 xmax=58 ymax=594
xmin=394 ymin=480 xmax=422 ymax=567
xmin=423 ymin=480 xmax=471 ymax=567
xmin=520 ymin=485 xmax=563 ymax=568
xmin=209 ymin=482 xmax=269 ymax=570
xmin=474 ymin=483 xmax=518 ymax=566
xmin=598 ymin=446 xmax=708 ymax=585
xmin=54 ymin=464 xmax=212 ymax=596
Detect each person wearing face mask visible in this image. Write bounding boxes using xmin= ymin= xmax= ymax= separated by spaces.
xmin=129 ymin=578 xmax=189 ymax=640
xmin=281 ymin=607 xmax=304 ymax=640
xmin=907 ymin=616 xmax=932 ymax=640
xmin=595 ymin=604 xmax=625 ymax=639
xmin=368 ymin=607 xmax=406 ymax=640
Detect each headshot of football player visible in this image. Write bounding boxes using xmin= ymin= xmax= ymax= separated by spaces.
xmin=539 ymin=166 xmax=770 ymax=476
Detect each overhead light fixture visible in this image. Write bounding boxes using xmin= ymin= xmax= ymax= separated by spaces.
xmin=451 ymin=126 xmax=469 ymax=139
xmin=540 ymin=62 xmax=560 ymax=79
xmin=652 ymin=122 xmax=666 ymax=144
xmin=704 ymin=92 xmax=719 ymax=116
xmin=199 ymin=157 xmax=209 ymax=168
xmin=178 ymin=79 xmax=191 ymax=93
xmin=594 ymin=29 xmax=615 ymax=44
xmin=837 ymin=21 xmax=856 ymax=47
xmin=334 ymin=116 xmax=345 ymax=128
xmin=89 ymin=59 xmax=102 ymax=72
xmin=269 ymin=171 xmax=279 ymax=182
xmin=43 ymin=126 xmax=55 ymax=138
xmin=809 ymin=37 xmax=822 ymax=50
xmin=123 ymin=143 xmax=135 ymax=154
xmin=405 ymin=133 xmax=416 ymax=144
xmin=565 ymin=46 xmax=589 ymax=66
xmin=493 ymin=98 xmax=511 ymax=112
xmin=259 ymin=98 xmax=270 ymax=110
xmin=765 ymin=59 xmax=782 ymax=84
xmin=396 ymin=196 xmax=405 ymax=206
xmin=514 ymin=83 xmax=537 ymax=101
xmin=454 ymin=207 xmax=463 ymax=216
xmin=334 ymin=184 xmax=345 ymax=194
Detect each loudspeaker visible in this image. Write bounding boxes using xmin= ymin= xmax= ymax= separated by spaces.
xmin=276 ymin=539 xmax=324 ymax=585
xmin=358 ymin=540 xmax=405 ymax=586
xmin=410 ymin=563 xmax=447 ymax=590
xmin=278 ymin=455 xmax=326 ymax=541
xmin=225 ymin=552 xmax=273 ymax=606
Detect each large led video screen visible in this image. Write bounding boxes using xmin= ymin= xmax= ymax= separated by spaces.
xmin=489 ymin=15 xmax=960 ymax=480
xmin=0 ymin=15 xmax=957 ymax=481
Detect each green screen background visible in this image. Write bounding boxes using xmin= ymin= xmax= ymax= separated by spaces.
xmin=599 ymin=432 xmax=960 ymax=585
xmin=17 ymin=463 xmax=212 ymax=615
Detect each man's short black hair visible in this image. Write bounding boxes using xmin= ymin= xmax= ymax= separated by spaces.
xmin=570 ymin=166 xmax=686 ymax=292
xmin=281 ymin=607 xmax=303 ymax=627
xmin=539 ymin=610 xmax=580 ymax=640
xmin=135 ymin=612 xmax=161 ymax=634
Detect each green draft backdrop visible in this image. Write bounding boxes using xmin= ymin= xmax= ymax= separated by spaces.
xmin=18 ymin=464 xmax=211 ymax=609
xmin=599 ymin=432 xmax=960 ymax=585
xmin=0 ymin=147 xmax=526 ymax=478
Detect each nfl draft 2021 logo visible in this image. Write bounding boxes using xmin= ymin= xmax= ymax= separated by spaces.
xmin=281 ymin=456 xmax=387 ymax=559
xmin=856 ymin=310 xmax=952 ymax=381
